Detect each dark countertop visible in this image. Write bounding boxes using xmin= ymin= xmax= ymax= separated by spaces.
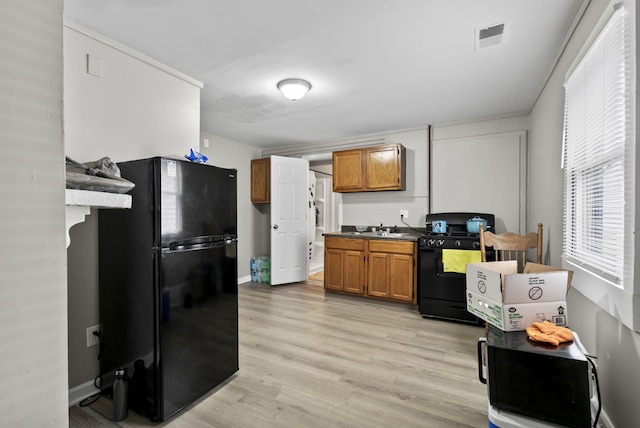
xmin=323 ymin=225 xmax=425 ymax=242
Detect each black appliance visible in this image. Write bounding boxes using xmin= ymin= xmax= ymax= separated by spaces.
xmin=98 ymin=157 xmax=239 ymax=422
xmin=418 ymin=212 xmax=495 ymax=323
xmin=478 ymin=325 xmax=598 ymax=428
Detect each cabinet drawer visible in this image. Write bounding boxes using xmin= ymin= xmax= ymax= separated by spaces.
xmin=324 ymin=237 xmax=366 ymax=251
xmin=368 ymin=240 xmax=414 ymax=255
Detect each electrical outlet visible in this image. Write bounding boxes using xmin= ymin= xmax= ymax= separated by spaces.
xmin=400 ymin=210 xmax=409 ymax=219
xmin=86 ymin=324 xmax=101 ymax=348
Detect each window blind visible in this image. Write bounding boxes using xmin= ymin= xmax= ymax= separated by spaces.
xmin=563 ymin=6 xmax=628 ymax=285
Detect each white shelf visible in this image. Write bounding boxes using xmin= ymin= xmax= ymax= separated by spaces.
xmin=65 ymin=189 xmax=132 ymax=247
xmin=65 ymin=189 xmax=132 ymax=208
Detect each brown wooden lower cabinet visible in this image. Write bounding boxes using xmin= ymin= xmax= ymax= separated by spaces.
xmin=324 ymin=236 xmax=416 ymax=304
xmin=367 ymin=252 xmax=390 ymax=298
xmin=324 ymin=238 xmax=365 ymax=294
xmin=343 ymin=250 xmax=365 ymax=294
xmin=388 ymin=253 xmax=414 ymax=301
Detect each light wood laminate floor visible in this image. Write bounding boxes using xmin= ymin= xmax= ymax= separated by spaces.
xmin=70 ymin=281 xmax=488 ymax=427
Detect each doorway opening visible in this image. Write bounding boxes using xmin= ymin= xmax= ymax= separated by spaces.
xmin=304 ymin=153 xmax=341 ymax=278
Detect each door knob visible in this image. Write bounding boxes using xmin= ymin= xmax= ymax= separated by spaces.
xmin=273 ymin=224 xmax=279 ymax=230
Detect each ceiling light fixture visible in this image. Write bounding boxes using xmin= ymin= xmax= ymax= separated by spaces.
xmin=277 ymin=78 xmax=311 ymax=101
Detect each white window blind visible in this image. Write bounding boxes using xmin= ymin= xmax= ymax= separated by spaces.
xmin=563 ymin=6 xmax=629 ymax=285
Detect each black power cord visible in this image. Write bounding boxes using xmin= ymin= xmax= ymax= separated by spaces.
xmin=93 ymin=330 xmax=104 ymax=361
xmin=586 ymin=355 xmax=601 ymax=428
xmin=400 ymin=214 xmax=423 ymax=234
xmin=78 ymin=330 xmax=105 ymax=407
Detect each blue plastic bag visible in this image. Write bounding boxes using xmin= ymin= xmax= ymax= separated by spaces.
xmin=185 ymin=149 xmax=208 ymax=164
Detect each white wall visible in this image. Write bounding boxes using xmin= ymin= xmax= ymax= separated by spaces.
xmin=431 ymin=115 xmax=529 ymax=141
xmin=529 ymin=0 xmax=639 ymax=426
xmin=267 ymin=122 xmax=533 ymax=232
xmin=264 ymin=128 xmax=429 ymax=229
xmin=0 ymin=2 xmax=68 ymax=426
xmin=341 ymin=118 xmax=532 ymax=232
xmin=64 ymin=23 xmax=202 ymax=394
xmin=64 ymin=21 xmax=202 ymax=162
xmin=339 ymin=128 xmax=430 ymax=229
xmin=430 ymin=116 xmax=529 ymax=231
xmin=430 ymin=130 xmax=527 ymax=234
xmin=199 ymin=132 xmax=268 ymax=282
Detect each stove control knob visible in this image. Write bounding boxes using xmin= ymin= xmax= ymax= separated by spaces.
xmin=428 ymin=239 xmax=436 ymax=246
xmin=473 ymin=241 xmax=481 ymax=249
xmin=437 ymin=239 xmax=445 ymax=247
xmin=454 ymin=240 xmax=461 ymax=247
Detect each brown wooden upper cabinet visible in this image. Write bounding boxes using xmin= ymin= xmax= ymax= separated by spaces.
xmin=332 ymin=144 xmax=406 ymax=193
xmin=250 ymin=157 xmax=270 ymax=203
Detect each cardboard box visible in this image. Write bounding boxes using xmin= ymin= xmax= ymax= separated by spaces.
xmin=466 ymin=261 xmax=572 ymax=331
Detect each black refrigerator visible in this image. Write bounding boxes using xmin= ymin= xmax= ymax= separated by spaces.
xmin=98 ymin=157 xmax=238 ymax=422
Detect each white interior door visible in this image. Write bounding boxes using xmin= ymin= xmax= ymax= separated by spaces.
xmin=270 ymin=156 xmax=309 ymax=285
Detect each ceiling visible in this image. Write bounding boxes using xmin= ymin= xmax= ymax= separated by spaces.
xmin=64 ymin=0 xmax=585 ymax=149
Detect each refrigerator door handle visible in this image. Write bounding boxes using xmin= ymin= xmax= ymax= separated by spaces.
xmin=167 ymin=235 xmax=237 ymax=250
xmin=169 ymin=237 xmax=210 ymax=249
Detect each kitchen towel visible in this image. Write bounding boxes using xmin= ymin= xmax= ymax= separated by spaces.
xmin=442 ymin=249 xmax=482 ymax=274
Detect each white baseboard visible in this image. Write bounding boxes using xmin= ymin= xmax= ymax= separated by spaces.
xmin=309 ymin=265 xmax=324 ymax=275
xmin=592 ymin=397 xmax=613 ymax=428
xmin=596 ymin=409 xmax=613 ymax=428
xmin=68 ymin=379 xmax=100 ymax=407
xmin=238 ymin=275 xmax=251 ymax=285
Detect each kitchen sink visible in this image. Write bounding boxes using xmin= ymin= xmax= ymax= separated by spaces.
xmin=374 ymin=232 xmax=412 ymax=238
xmin=346 ymin=231 xmax=411 ymax=238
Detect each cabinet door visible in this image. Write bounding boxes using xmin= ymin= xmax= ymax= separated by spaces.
xmin=368 ymin=240 xmax=416 ymax=302
xmin=367 ymin=252 xmax=389 ymax=298
xmin=250 ymin=158 xmax=270 ymax=203
xmin=343 ymin=250 xmax=365 ymax=294
xmin=333 ymin=149 xmax=365 ymax=192
xmin=389 ymin=254 xmax=414 ymax=302
xmin=324 ymin=248 xmax=344 ymax=291
xmin=366 ymin=145 xmax=404 ymax=190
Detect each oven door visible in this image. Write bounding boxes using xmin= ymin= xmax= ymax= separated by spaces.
xmin=418 ymin=246 xmax=480 ymax=324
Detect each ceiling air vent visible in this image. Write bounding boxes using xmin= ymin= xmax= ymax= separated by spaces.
xmin=475 ymin=22 xmax=507 ymax=51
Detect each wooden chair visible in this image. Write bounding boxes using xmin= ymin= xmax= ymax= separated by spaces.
xmin=479 ymin=223 xmax=543 ymax=272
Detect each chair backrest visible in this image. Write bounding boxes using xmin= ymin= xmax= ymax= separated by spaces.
xmin=479 ymin=223 xmax=543 ymax=272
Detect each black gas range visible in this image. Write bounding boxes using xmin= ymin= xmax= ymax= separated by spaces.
xmin=418 ymin=212 xmax=495 ymax=324
xmin=419 ymin=233 xmax=483 ymax=250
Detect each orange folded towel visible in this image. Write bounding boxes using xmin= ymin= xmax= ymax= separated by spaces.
xmin=525 ymin=320 xmax=574 ymax=346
